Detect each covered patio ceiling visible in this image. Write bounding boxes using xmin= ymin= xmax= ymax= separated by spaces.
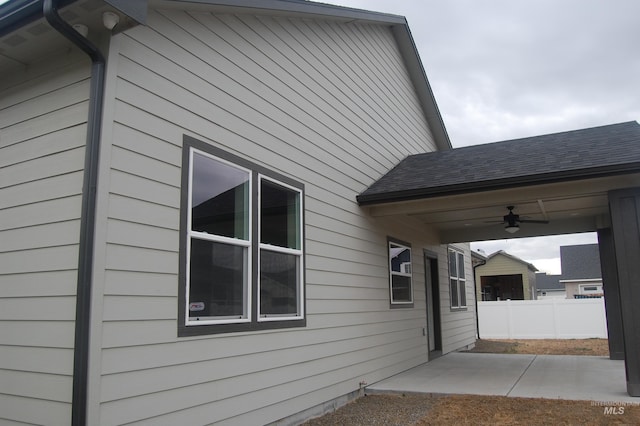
xmin=358 ymin=121 xmax=640 ymax=243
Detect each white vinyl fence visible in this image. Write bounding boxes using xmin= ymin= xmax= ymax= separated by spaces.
xmin=478 ymin=298 xmax=608 ymax=339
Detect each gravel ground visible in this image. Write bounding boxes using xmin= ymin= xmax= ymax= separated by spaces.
xmin=302 ymin=394 xmax=442 ymax=426
xmin=304 ymin=393 xmax=640 ymax=426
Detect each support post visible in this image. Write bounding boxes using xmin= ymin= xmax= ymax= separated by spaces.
xmin=608 ymin=188 xmax=640 ymax=397
xmin=597 ymin=228 xmax=625 ymax=360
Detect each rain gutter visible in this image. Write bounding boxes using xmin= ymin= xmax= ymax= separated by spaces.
xmin=43 ymin=1 xmax=105 ymax=424
xmin=472 ymin=256 xmax=487 ymax=339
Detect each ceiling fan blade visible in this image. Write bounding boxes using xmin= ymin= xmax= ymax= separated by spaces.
xmin=519 ymin=219 xmax=549 ymax=224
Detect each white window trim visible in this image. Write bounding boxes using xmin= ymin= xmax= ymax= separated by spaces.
xmin=185 ymin=148 xmax=253 ymax=326
xmin=389 ymin=241 xmax=414 ymax=305
xmin=449 ymin=248 xmax=467 ymax=309
xmin=257 ymin=174 xmax=305 ymax=322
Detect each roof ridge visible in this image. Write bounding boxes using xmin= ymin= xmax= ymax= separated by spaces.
xmin=444 ymin=121 xmax=640 ymax=153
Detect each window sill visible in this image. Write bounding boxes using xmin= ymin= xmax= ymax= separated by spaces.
xmin=178 ymin=317 xmax=306 ymax=337
xmin=390 ymin=302 xmax=414 ymax=309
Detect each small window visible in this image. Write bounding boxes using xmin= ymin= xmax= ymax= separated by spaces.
xmin=449 ymin=248 xmax=467 ymax=309
xmin=259 ymin=177 xmax=303 ymax=320
xmin=579 ymin=284 xmax=602 ymax=295
xmin=179 ymin=136 xmax=305 ymax=336
xmin=389 ymin=239 xmax=413 ymax=306
xmin=187 ymin=152 xmax=251 ymax=325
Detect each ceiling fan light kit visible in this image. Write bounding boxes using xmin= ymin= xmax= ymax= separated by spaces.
xmin=504 ymin=224 xmax=520 ymax=233
xmin=501 ymin=205 xmax=549 ymax=233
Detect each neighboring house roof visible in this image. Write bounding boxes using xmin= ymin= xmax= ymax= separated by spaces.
xmin=559 ymin=244 xmax=601 ymax=280
xmin=471 ymin=250 xmax=487 ymax=260
xmin=481 ymin=250 xmax=538 ymax=272
xmin=0 ymin=0 xmax=452 ymax=151
xmin=357 ymin=121 xmax=640 ymax=204
xmin=536 ymin=272 xmax=563 ymax=291
xmin=535 ymin=244 xmax=601 ymax=290
xmin=471 ymin=250 xmax=487 ymax=267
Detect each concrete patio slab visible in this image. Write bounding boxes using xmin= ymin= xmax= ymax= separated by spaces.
xmin=509 ymin=354 xmax=633 ymax=402
xmin=366 ymin=352 xmax=640 ymax=403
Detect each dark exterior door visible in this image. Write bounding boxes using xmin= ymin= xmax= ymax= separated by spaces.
xmin=424 ymin=251 xmax=442 ymax=359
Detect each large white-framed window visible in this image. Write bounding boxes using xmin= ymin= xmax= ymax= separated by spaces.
xmin=449 ymin=247 xmax=467 ymax=309
xmin=179 ymin=136 xmax=305 ymax=336
xmin=389 ymin=239 xmax=414 ymax=307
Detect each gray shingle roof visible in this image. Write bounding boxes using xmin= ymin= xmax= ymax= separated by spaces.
xmin=560 ymin=244 xmax=602 ymax=280
xmin=358 ymin=121 xmax=640 ymax=204
xmin=536 ymin=272 xmax=563 ymax=290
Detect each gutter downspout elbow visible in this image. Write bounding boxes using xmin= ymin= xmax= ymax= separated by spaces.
xmin=473 ymin=257 xmax=487 ymax=340
xmin=43 ymin=1 xmax=106 ymax=425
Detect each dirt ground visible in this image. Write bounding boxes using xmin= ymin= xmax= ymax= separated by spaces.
xmin=302 ymin=339 xmax=640 ymax=425
xmin=467 ymin=337 xmax=610 ymax=356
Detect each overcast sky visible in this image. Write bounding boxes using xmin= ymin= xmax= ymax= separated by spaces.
xmin=327 ymin=0 xmax=640 ymax=274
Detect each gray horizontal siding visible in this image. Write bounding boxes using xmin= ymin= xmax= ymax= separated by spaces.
xmin=96 ymin=7 xmax=445 ymax=425
xmin=101 ymin=325 xmax=422 ymax=396
xmin=100 ymin=343 xmax=425 ymax=426
xmin=0 ymin=394 xmax=71 ymax=426
xmin=0 ymin=54 xmax=88 ymax=425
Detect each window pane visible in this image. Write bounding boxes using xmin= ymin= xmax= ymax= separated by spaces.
xmin=390 ymin=244 xmax=411 ymax=273
xmin=449 ymin=250 xmax=457 ymax=276
xmin=260 ymin=250 xmax=299 ymax=315
xmin=191 ymin=152 xmax=249 ymax=239
xmin=189 ymin=238 xmax=247 ymax=319
xmin=261 ymin=180 xmax=300 ymax=249
xmin=450 ymin=278 xmax=459 ymax=307
xmin=457 ymin=253 xmax=465 ymax=279
xmin=392 ymin=275 xmax=412 ymax=302
xmin=459 ymin=280 xmax=467 ymax=306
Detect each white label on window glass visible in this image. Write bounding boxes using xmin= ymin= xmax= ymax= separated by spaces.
xmin=189 ymin=302 xmax=205 ymax=312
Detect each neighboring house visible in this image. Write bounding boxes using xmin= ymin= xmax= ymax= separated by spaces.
xmin=474 ymin=250 xmax=538 ymax=301
xmin=534 ymin=244 xmax=603 ymax=299
xmin=535 ymin=272 xmax=565 ymax=299
xmin=0 ymin=1 xmax=476 ymax=425
xmin=559 ymin=244 xmax=603 ymax=299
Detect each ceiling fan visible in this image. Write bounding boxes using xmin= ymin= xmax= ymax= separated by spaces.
xmin=501 ymin=206 xmax=549 ymax=233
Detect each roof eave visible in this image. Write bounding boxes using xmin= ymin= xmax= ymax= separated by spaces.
xmin=357 ymin=162 xmax=640 ymax=206
xmin=0 ymin=0 xmax=146 ymax=38
xmin=0 ymin=0 xmax=77 ymax=37
xmin=149 ymin=0 xmax=408 ymax=24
